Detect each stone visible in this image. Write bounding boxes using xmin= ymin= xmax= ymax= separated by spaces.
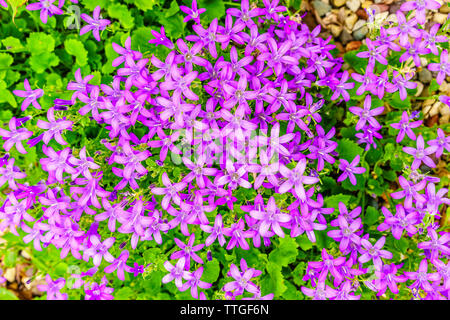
xmin=345 ymin=13 xmax=358 ymax=30
xmin=419 ymin=69 xmax=432 ymax=84
xmin=342 ymin=62 xmax=351 ymax=70
xmin=433 ymin=13 xmax=448 ymax=24
xmin=386 ymin=13 xmax=398 ymax=24
xmin=361 ymin=1 xmax=373 ymax=9
xmin=313 ymin=0 xmax=332 ymax=16
xmin=4 ymin=268 xmax=15 ymax=282
xmin=346 ymin=40 xmax=362 ymax=51
xmin=440 ymin=102 xmax=450 ymax=116
xmin=356 ymin=8 xmax=369 ymax=20
xmin=353 ymin=26 xmax=368 ymax=40
xmin=353 ymin=19 xmax=366 ymax=31
xmin=371 ymin=4 xmax=389 ymax=12
xmin=440 ymin=3 xmax=450 ymax=13
xmin=339 ymin=29 xmax=353 ymax=45
xmin=414 ymin=82 xmax=424 ymax=97
xmin=335 ymin=42 xmax=345 ymax=54
xmin=346 ymin=0 xmax=361 ymax=12
xmin=332 ymin=0 xmax=346 ymax=7
xmin=330 ymin=24 xmax=343 ymax=37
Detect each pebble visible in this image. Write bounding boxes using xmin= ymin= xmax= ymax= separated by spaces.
xmin=313 ymin=0 xmax=332 ymax=16
xmin=4 ymin=268 xmax=15 ymax=282
xmin=353 ymin=25 xmax=369 ymax=40
xmin=21 ymin=249 xmax=31 ymax=260
xmin=346 ymin=0 xmax=361 ymax=12
xmin=332 ymin=0 xmax=346 ymax=7
xmin=433 ymin=13 xmax=448 ymax=24
xmin=440 ymin=4 xmax=450 ymax=13
xmin=386 ymin=13 xmax=398 ymax=24
xmin=414 ymin=82 xmax=424 ymax=97
xmin=440 ymin=102 xmax=450 ymax=116
xmin=389 ymin=0 xmax=405 ymax=14
xmin=339 ymin=29 xmax=353 ymax=45
xmin=353 ymin=19 xmax=366 ymax=31
xmin=342 ymin=62 xmax=351 ymax=70
xmin=330 ymin=24 xmax=343 ymax=37
xmin=346 ymin=40 xmax=362 ymax=51
xmin=361 ymin=1 xmax=373 ymax=9
xmin=372 ymin=4 xmax=390 ymax=13
xmin=423 ymin=102 xmax=440 ymax=117
xmin=356 ymin=8 xmax=369 ymax=20
xmin=345 ymin=13 xmax=358 ymax=30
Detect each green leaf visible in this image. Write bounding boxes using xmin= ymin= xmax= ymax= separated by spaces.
xmin=0 ymin=53 xmax=13 ymax=68
xmin=165 ymin=0 xmax=180 ymax=17
xmin=336 ymin=138 xmax=364 ymax=162
xmin=1 ymin=37 xmax=24 ymax=52
xmin=260 ymin=262 xmax=287 ymax=298
xmin=389 ymin=91 xmax=411 ymax=110
xmin=364 ymin=206 xmax=379 ymax=226
xmin=296 ymin=234 xmax=313 ymax=251
xmin=202 ymin=259 xmax=220 ymax=283
xmin=429 ymin=78 xmax=439 ymax=93
xmin=0 ymin=80 xmax=17 ymax=108
xmin=0 ymin=288 xmax=18 ymax=300
xmin=198 ymin=0 xmax=225 ymax=23
xmin=29 ymin=52 xmax=60 ymax=73
xmin=114 ymin=287 xmax=135 ymax=300
xmin=343 ymin=46 xmax=368 ymax=74
xmin=324 ymin=194 xmax=351 ymax=211
xmin=81 ymin=0 xmax=108 ymax=10
xmin=108 ymin=4 xmax=135 ymax=29
xmin=64 ymin=39 xmax=88 ymax=67
xmin=135 ymin=0 xmax=160 ymax=11
xmin=26 ymin=32 xmax=55 ymax=55
xmin=4 ymin=250 xmax=17 ymax=268
xmin=269 ymin=236 xmax=298 ymax=267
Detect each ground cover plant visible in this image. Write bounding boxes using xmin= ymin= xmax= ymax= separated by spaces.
xmin=0 ymin=0 xmax=448 ymax=300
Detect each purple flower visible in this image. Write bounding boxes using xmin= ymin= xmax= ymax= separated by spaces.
xmin=151 ymin=172 xmax=186 ymax=210
xmin=149 ymin=26 xmax=175 ymax=49
xmin=170 ymin=233 xmax=204 ymax=270
xmin=404 ymin=259 xmax=441 ymax=292
xmin=327 ymin=216 xmax=362 ymax=252
xmin=83 ymin=235 xmax=115 ymax=267
xmin=402 ymin=135 xmax=437 ymax=170
xmin=337 ymin=155 xmax=366 ymax=185
xmin=374 ymin=264 xmax=408 ymax=296
xmin=0 ymin=117 xmax=33 ymax=154
xmin=308 ymin=249 xmax=347 ymax=286
xmin=358 ymin=236 xmax=393 ymax=270
xmin=26 ymin=0 xmax=64 ymax=24
xmin=190 ymin=19 xmax=219 ymax=58
xmin=330 ymin=71 xmax=355 ymax=101
xmin=37 ymin=275 xmax=67 ymax=300
xmin=387 ymin=11 xmax=421 ymax=47
xmin=179 ymin=0 xmax=206 ymax=24
xmin=162 ymin=257 xmax=192 ymax=288
xmin=377 ymin=205 xmax=418 ymax=239
xmin=84 ymin=277 xmax=114 ymax=300
xmin=278 ymin=158 xmax=319 ymax=201
xmin=200 ymin=213 xmax=226 ymax=247
xmin=37 ymin=107 xmax=73 ymax=146
xmin=80 ymin=6 xmax=110 ymax=42
xmin=349 ymin=95 xmax=384 ymax=131
xmin=423 ymin=24 xmax=448 ymax=56
xmin=0 ymin=0 xmax=7 ymax=8
xmin=301 ymin=280 xmax=337 ymax=300
xmin=356 ymin=38 xmax=388 ymax=71
xmin=111 ymin=37 xmax=142 ymax=67
xmin=223 ymin=262 xmax=260 ymax=297
xmin=67 ymin=68 xmax=94 ymax=103
xmin=400 ymin=0 xmax=441 ymax=25
xmin=180 ymin=267 xmax=212 ymax=299
xmin=12 ymin=79 xmax=44 ymax=111
xmin=428 ymin=49 xmax=450 ymax=85
xmin=417 ymin=228 xmax=450 ymax=260
xmin=104 ymin=250 xmax=130 ymax=281
xmin=391 ymin=71 xmax=417 ymax=101
xmin=390 ymin=111 xmax=422 ymax=143
xmin=223 ymin=219 xmax=252 ymax=250
xmin=428 ymin=128 xmax=450 ymax=158
xmin=249 ymin=196 xmax=291 ymax=238
xmin=390 ymin=175 xmax=426 ymax=209
xmin=0 ymin=158 xmax=27 ymax=190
